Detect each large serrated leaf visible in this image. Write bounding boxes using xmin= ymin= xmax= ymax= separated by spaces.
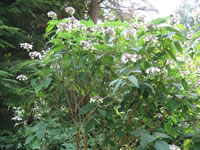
xmin=154 ymin=140 xmax=170 ymax=150
xmin=140 ymin=133 xmax=157 ymax=148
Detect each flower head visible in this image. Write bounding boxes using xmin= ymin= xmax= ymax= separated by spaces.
xmin=65 ymin=7 xmax=75 ymax=15
xmin=80 ymin=40 xmax=92 ymax=49
xmin=105 ymin=12 xmax=115 ymax=21
xmin=47 ymin=11 xmax=57 ymax=19
xmin=90 ymin=96 xmax=103 ymax=103
xmin=16 ymin=74 xmax=28 ymax=81
xmin=20 ymin=43 xmax=33 ymax=52
xmin=169 ymin=144 xmax=181 ymax=150
xmin=144 ymin=35 xmax=158 ymax=42
xmin=146 ymin=23 xmax=158 ymax=30
xmin=29 ymin=51 xmax=42 ymax=59
xmin=169 ymin=15 xmax=179 ymax=25
xmin=121 ymin=53 xmax=142 ymax=64
xmin=57 ymin=22 xmax=71 ymax=31
xmin=145 ymin=67 xmax=160 ymax=74
xmin=104 ymin=27 xmax=116 ymax=36
xmin=12 ymin=116 xmax=22 ymax=121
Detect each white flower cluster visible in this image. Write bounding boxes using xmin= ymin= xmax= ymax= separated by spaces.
xmin=130 ymin=23 xmax=140 ymax=29
xmin=93 ymin=25 xmax=103 ymax=32
xmin=80 ymin=40 xmax=92 ymax=49
xmin=121 ymin=53 xmax=142 ymax=64
xmin=47 ymin=11 xmax=57 ymax=19
xmin=57 ymin=17 xmax=86 ymax=32
xmin=57 ymin=22 xmax=71 ymax=31
xmin=145 ymin=67 xmax=160 ymax=74
xmin=192 ymin=9 xmax=200 ymax=18
xmin=105 ymin=12 xmax=115 ymax=21
xmin=20 ymin=43 xmax=33 ymax=52
xmin=90 ymin=96 xmax=103 ymax=103
xmin=169 ymin=15 xmax=179 ymax=25
xmin=146 ymin=23 xmax=158 ymax=30
xmin=144 ymin=35 xmax=158 ymax=42
xmin=169 ymin=144 xmax=181 ymax=150
xmin=65 ymin=7 xmax=75 ymax=15
xmin=29 ymin=51 xmax=42 ymax=59
xmin=186 ymin=32 xmax=193 ymax=39
xmin=12 ymin=115 xmax=22 ymax=121
xmin=137 ymin=15 xmax=146 ymax=23
xmin=16 ymin=74 xmax=28 ymax=81
xmin=166 ymin=59 xmax=175 ymax=69
xmin=124 ymin=28 xmax=137 ymax=38
xmin=104 ymin=27 xmax=116 ymax=36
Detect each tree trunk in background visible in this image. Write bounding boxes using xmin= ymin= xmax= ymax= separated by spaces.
xmin=89 ymin=0 xmax=100 ymax=24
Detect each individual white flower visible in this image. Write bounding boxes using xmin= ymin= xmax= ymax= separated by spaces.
xmin=16 ymin=74 xmax=28 ymax=81
xmin=57 ymin=22 xmax=71 ymax=31
xmin=169 ymin=144 xmax=181 ymax=150
xmin=12 ymin=116 xmax=22 ymax=121
xmin=104 ymin=27 xmax=115 ymax=36
xmin=145 ymin=67 xmax=160 ymax=74
xmin=169 ymin=15 xmax=179 ymax=25
xmin=144 ymin=35 xmax=158 ymax=42
xmin=47 ymin=11 xmax=57 ymax=19
xmin=65 ymin=7 xmax=75 ymax=15
xmin=29 ymin=51 xmax=42 ymax=59
xmin=20 ymin=43 xmax=33 ymax=52
xmin=121 ymin=53 xmax=142 ymax=64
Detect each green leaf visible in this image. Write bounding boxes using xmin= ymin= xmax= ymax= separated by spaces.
xmin=175 ymin=24 xmax=185 ymax=30
xmin=25 ymin=135 xmax=35 ymax=145
xmin=128 ymin=75 xmax=139 ymax=88
xmin=114 ymin=128 xmax=124 ymax=140
xmin=132 ymin=129 xmax=149 ymax=136
xmin=141 ymin=82 xmax=155 ymax=94
xmin=153 ymin=132 xmax=170 ymax=139
xmin=167 ymin=44 xmax=177 ymax=61
xmin=79 ymin=104 xmax=96 ymax=115
xmin=86 ymin=119 xmax=95 ymax=132
xmin=35 ymin=129 xmax=46 ymax=140
xmin=192 ymin=31 xmax=200 ymax=40
xmin=32 ymin=138 xmax=40 ymax=149
xmin=113 ymin=79 xmax=122 ymax=94
xmin=164 ymin=123 xmax=177 ymax=138
xmin=31 ymin=78 xmax=37 ymax=88
xmin=174 ymin=41 xmax=183 ymax=53
xmin=35 ymin=81 xmax=44 ymax=93
xmin=44 ymin=78 xmax=52 ymax=89
xmin=154 ymin=140 xmax=170 ymax=150
xmin=46 ymin=24 xmax=55 ymax=33
xmin=140 ymin=133 xmax=157 ymax=148
xmin=151 ymin=16 xmax=169 ymax=24
xmin=109 ymin=78 xmax=120 ymax=86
